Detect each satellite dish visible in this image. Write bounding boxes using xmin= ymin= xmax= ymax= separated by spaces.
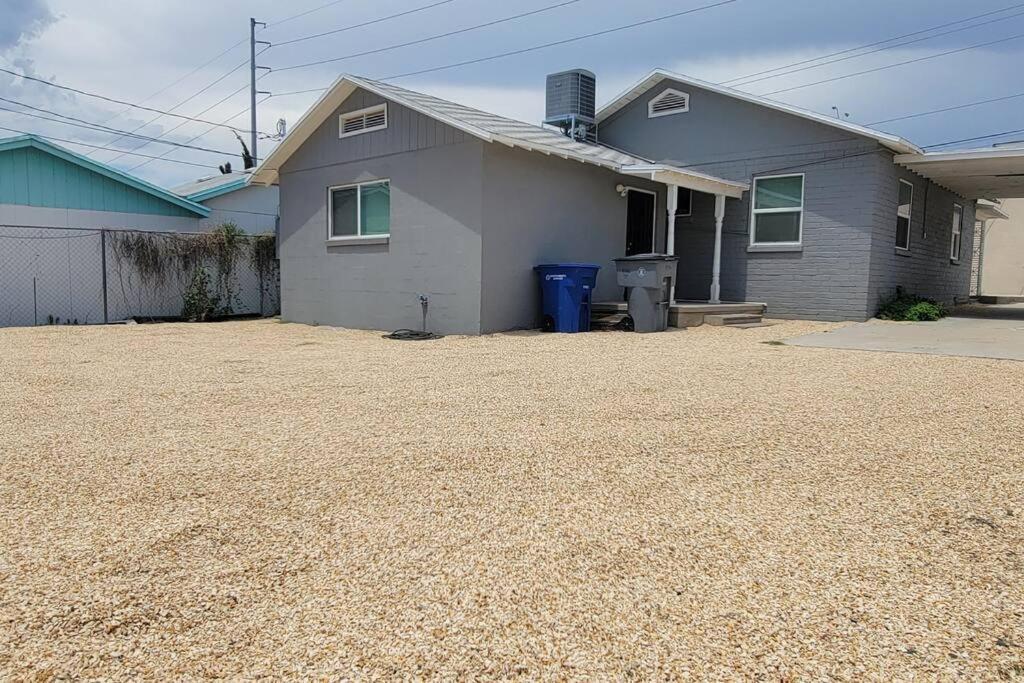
xmin=276 ymin=118 xmax=287 ymax=138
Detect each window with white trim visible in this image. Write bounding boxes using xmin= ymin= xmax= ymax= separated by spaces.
xmin=950 ymin=202 xmax=963 ymax=261
xmin=339 ymin=104 xmax=387 ymax=138
xmin=329 ymin=180 xmax=390 ymax=239
xmin=750 ymin=174 xmax=804 ymax=245
xmin=896 ymin=179 xmax=913 ymax=250
xmin=648 ymin=89 xmax=690 ymax=118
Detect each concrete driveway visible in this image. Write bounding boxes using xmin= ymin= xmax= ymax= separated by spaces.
xmin=786 ymin=303 xmax=1024 ymax=361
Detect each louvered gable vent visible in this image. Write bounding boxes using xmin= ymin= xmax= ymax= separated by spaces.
xmin=648 ymin=89 xmax=689 ymax=118
xmin=339 ymin=104 xmax=388 ymax=138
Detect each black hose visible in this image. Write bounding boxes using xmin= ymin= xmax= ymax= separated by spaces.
xmin=383 ymin=329 xmax=443 ymax=341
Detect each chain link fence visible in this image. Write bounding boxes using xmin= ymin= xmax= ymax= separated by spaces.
xmin=0 ymin=225 xmax=279 ymax=328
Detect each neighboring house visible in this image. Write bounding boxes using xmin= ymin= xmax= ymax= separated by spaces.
xmin=251 ymin=70 xmax=1024 ymax=334
xmin=172 ymin=171 xmax=279 ymax=234
xmin=0 ymin=134 xmax=209 ymax=230
xmin=971 ymin=198 xmax=1023 ymax=298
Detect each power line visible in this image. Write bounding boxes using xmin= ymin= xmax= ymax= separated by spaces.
xmin=126 ymin=96 xmax=270 ymax=173
xmin=90 ymin=56 xmax=254 ymax=157
xmin=729 ymin=5 xmax=1024 ymax=88
xmin=760 ymin=31 xmax=1024 ymax=96
xmin=274 ymin=0 xmax=457 ymax=47
xmin=923 ymin=127 xmax=1024 ymax=149
xmin=0 ymin=124 xmax=219 ymax=169
xmin=270 ymin=0 xmax=738 ymax=96
xmin=382 ymin=0 xmax=740 ymax=81
xmin=868 ymin=91 xmax=1024 ymax=126
xmin=0 ymin=65 xmax=267 ymax=135
xmin=106 ymin=78 xmax=258 ymax=165
xmin=269 ymin=0 xmax=350 ymax=29
xmin=721 ymin=2 xmax=1024 ymax=86
xmin=274 ymin=0 xmax=586 ymax=72
xmin=93 ymin=37 xmax=250 ymax=130
xmin=0 ymin=97 xmax=240 ymax=156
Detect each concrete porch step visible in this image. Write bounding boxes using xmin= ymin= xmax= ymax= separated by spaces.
xmin=705 ymin=313 xmax=763 ymax=326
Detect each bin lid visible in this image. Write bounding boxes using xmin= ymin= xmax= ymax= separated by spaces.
xmin=613 ymin=253 xmax=679 ymax=262
xmin=534 ymin=263 xmax=601 ymax=270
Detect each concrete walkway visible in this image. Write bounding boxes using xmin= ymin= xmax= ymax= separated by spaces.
xmin=786 ymin=304 xmax=1024 ymax=361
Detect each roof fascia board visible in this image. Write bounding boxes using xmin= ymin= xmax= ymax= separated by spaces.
xmin=0 ymin=134 xmax=210 ymax=216
xmin=186 ymin=178 xmax=249 ymax=203
xmin=894 ymin=149 xmax=1024 ymax=164
xmin=621 ymin=163 xmax=747 ymax=198
xmin=596 ymin=69 xmax=922 ymax=155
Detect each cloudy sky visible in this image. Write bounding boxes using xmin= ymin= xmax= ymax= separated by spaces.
xmin=2 ymin=0 xmax=1023 ymax=187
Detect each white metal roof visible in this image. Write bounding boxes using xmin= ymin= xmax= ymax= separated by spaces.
xmin=250 ymin=75 xmax=747 ymax=198
xmin=596 ymin=69 xmax=923 ymax=155
xmin=172 ymin=171 xmax=250 ymax=201
xmin=894 ymin=147 xmax=1024 ymax=199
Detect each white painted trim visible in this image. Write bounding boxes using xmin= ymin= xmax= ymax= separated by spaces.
xmin=596 ymin=69 xmax=922 ymax=155
xmin=895 ymin=147 xmax=1024 ymax=164
xmin=896 ymin=179 xmax=914 ymax=251
xmin=749 ymin=173 xmax=805 ymax=247
xmin=620 ymin=164 xmax=747 ymax=199
xmin=648 ymin=88 xmax=690 ymax=118
xmin=950 ymin=202 xmax=964 ymax=261
xmin=327 ymin=178 xmax=391 ymax=240
xmin=710 ymin=194 xmax=725 ymax=304
xmin=339 ymin=103 xmax=388 ymax=138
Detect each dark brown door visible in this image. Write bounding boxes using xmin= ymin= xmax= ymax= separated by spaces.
xmin=625 ymin=190 xmax=655 ymax=255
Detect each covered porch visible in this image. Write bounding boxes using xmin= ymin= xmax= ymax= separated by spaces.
xmin=597 ymin=163 xmax=760 ymax=326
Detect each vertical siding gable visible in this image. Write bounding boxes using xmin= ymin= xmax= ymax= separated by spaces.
xmin=280 ymin=88 xmax=474 ymax=175
xmin=0 ymin=146 xmax=194 ymax=217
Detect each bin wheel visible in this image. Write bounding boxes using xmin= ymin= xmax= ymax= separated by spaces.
xmin=541 ymin=315 xmax=555 ymax=332
xmin=619 ymin=315 xmax=635 ymax=332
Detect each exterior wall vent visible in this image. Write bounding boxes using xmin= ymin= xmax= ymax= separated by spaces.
xmin=544 ymin=69 xmax=597 ymax=142
xmin=339 ymin=103 xmax=388 ymax=138
xmin=648 ymin=89 xmax=690 ymax=118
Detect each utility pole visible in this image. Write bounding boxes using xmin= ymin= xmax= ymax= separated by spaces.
xmin=250 ymin=18 xmax=269 ymax=164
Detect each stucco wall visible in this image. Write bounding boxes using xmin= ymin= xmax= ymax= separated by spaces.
xmin=198 ymin=184 xmax=279 ymax=234
xmin=866 ymin=158 xmax=976 ymax=311
xmin=479 ymin=144 xmax=664 ymax=333
xmin=278 ymin=89 xmax=486 ymax=334
xmin=978 ymin=198 xmax=1024 ymax=296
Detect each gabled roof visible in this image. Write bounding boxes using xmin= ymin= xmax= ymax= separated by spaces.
xmin=596 ymin=69 xmax=923 ymax=156
xmin=0 ymin=134 xmax=210 ymax=216
xmin=173 ymin=171 xmax=251 ymax=202
xmin=250 ymin=75 xmax=748 ymax=198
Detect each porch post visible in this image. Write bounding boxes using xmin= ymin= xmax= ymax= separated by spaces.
xmin=666 ymin=184 xmax=678 ymax=303
xmin=709 ymin=194 xmax=725 ymax=304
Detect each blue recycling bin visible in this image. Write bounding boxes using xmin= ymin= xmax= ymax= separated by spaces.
xmin=534 ymin=263 xmax=601 ymax=333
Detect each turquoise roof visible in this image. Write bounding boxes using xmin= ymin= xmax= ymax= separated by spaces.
xmin=0 ymin=135 xmax=210 ymax=218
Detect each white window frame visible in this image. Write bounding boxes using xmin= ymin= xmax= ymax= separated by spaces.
xmin=950 ymin=202 xmax=963 ymax=262
xmin=749 ymin=173 xmax=805 ymax=247
xmin=648 ymin=88 xmax=690 ymax=118
xmin=327 ymin=178 xmax=391 ymax=241
xmin=338 ymin=103 xmax=388 ymax=139
xmin=896 ymin=179 xmax=913 ymax=251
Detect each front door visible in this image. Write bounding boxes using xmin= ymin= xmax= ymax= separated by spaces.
xmin=625 ymin=189 xmax=655 ymax=255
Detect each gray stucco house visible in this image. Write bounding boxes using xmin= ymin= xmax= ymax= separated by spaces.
xmin=252 ymin=69 xmax=1022 ymax=334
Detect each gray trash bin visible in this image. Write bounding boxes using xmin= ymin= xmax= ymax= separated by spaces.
xmin=613 ymin=253 xmax=678 ymax=333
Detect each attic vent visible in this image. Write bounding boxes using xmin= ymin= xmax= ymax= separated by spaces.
xmin=648 ymin=89 xmax=689 ymax=118
xmin=339 ymin=103 xmax=388 ymax=138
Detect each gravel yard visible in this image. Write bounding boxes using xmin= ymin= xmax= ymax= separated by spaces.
xmin=1 ymin=318 xmax=1022 ymax=679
